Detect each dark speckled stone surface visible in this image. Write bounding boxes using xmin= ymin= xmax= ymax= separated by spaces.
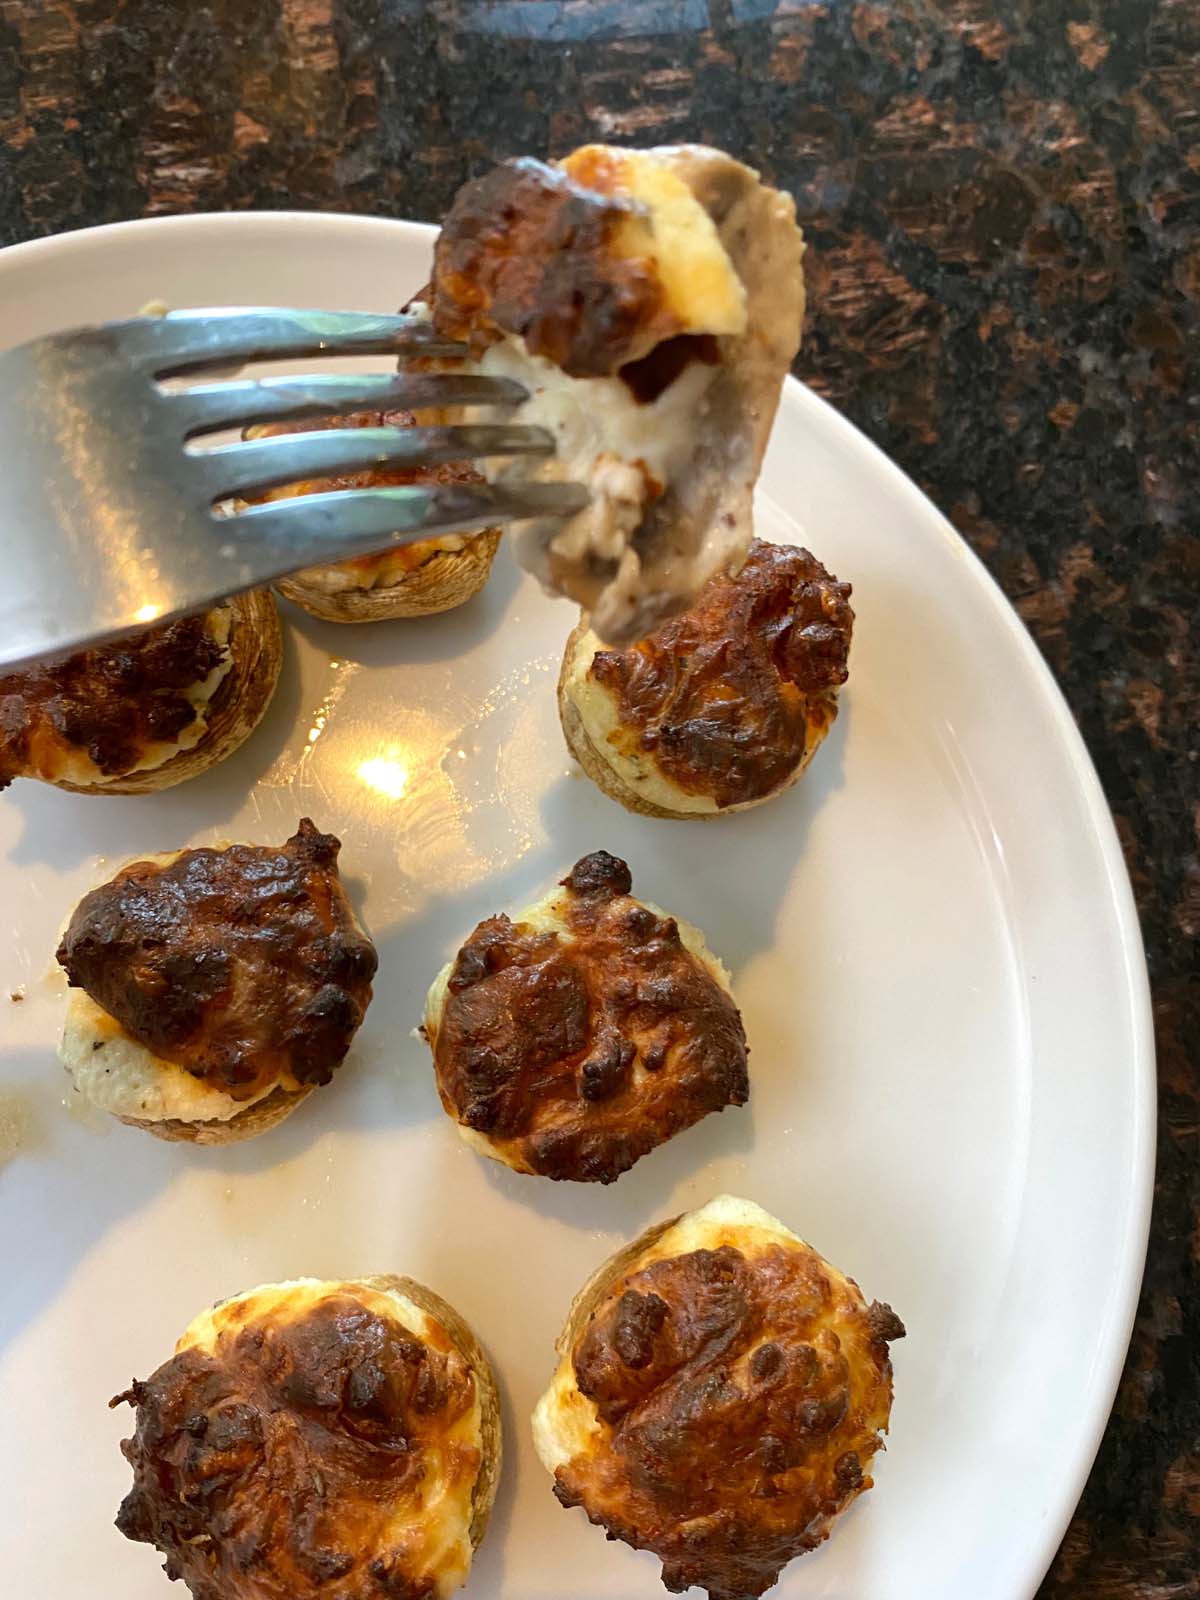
xmin=1 ymin=1 xmax=1196 ymax=1593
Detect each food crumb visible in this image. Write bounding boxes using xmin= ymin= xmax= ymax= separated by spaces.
xmin=9 ymin=988 xmax=24 ymax=1002
xmin=0 ymin=1096 xmax=27 ymax=1161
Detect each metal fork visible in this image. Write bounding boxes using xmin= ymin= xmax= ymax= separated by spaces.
xmin=0 ymin=308 xmax=587 ymax=670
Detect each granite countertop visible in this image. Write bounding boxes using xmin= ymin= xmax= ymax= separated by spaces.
xmin=1 ymin=1 xmax=1196 ymax=1593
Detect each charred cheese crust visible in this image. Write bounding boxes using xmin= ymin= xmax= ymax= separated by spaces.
xmin=112 ymin=1276 xmax=501 ymax=1600
xmin=558 ymin=539 xmax=854 ymax=819
xmin=243 ymin=413 xmax=501 ymax=623
xmin=533 ymin=1195 xmax=904 ymax=1600
xmin=0 ymin=590 xmax=281 ymax=794
xmin=56 ymin=824 xmax=377 ymax=1145
xmin=423 ymin=850 xmax=748 ymax=1185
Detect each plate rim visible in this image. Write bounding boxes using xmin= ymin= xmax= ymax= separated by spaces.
xmin=0 ymin=208 xmax=1157 ymax=1598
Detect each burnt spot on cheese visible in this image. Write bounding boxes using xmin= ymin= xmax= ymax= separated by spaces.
xmin=557 ymin=1242 xmax=904 ymax=1600
xmin=0 ymin=613 xmax=226 ymax=790
xmin=111 ymin=1292 xmax=477 ymax=1600
xmin=57 ymin=820 xmax=377 ymax=1099
xmin=588 ymin=539 xmax=854 ymax=809
xmin=430 ymin=157 xmax=681 ymax=378
xmin=431 ymin=851 xmax=747 ymax=1184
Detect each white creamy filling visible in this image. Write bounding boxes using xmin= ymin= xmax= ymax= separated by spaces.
xmin=481 ymin=341 xmax=714 ymax=491
xmin=55 ymin=848 xmax=268 ymax=1126
xmin=293 ymin=534 xmax=469 ymax=595
xmin=58 ymin=988 xmax=282 ymax=1124
xmin=477 ymin=339 xmax=749 ymax=643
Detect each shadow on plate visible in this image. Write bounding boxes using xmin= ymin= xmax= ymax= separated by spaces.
xmin=473 ymin=1086 xmax=758 ymax=1239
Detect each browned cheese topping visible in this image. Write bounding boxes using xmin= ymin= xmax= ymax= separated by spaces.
xmin=429 ymin=155 xmax=683 ymax=378
xmin=57 ymin=820 xmax=377 ymax=1098
xmin=0 ymin=614 xmax=226 ymax=790
xmin=248 ymin=409 xmax=486 ymax=577
xmin=559 ymin=1244 xmax=905 ymax=1600
xmin=431 ymin=851 xmax=748 ymax=1183
xmin=112 ymin=1293 xmax=479 ymax=1600
xmin=589 ymin=540 xmax=854 ymax=808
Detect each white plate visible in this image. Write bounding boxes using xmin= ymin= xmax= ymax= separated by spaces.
xmin=0 ymin=213 xmax=1153 ymax=1600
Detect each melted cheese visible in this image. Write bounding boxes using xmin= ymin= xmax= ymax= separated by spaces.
xmin=241 ymin=424 xmax=474 ymax=595
xmin=561 ymin=624 xmax=720 ymax=815
xmin=532 ymin=1196 xmax=854 ymax=1475
xmin=560 ymin=145 xmax=747 ymax=337
xmin=479 ymin=338 xmax=714 ymax=518
xmin=180 ymin=1278 xmax=483 ymax=1600
xmin=34 ymin=605 xmax=233 ymax=788
xmin=424 ymin=881 xmax=732 ymax=1044
xmin=424 ymin=882 xmax=734 ymax=1174
xmin=56 ymin=843 xmax=370 ymax=1127
xmin=286 ymin=534 xmax=469 ymax=595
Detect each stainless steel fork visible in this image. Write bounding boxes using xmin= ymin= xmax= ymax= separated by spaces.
xmin=0 ymin=308 xmax=587 ymax=670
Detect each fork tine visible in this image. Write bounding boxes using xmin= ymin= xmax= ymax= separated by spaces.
xmin=219 ymin=481 xmax=591 ymax=573
xmin=112 ymin=309 xmax=465 ymax=375
xmin=196 ymin=424 xmax=557 ymax=501
xmin=172 ymin=372 xmax=529 ymax=437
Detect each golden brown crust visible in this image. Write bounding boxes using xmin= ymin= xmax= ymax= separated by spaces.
xmin=431 ymin=156 xmax=678 ymax=376
xmin=114 ymin=1082 xmax=314 ymax=1145
xmin=546 ymin=1213 xmax=904 ymax=1600
xmin=58 ymin=820 xmax=377 ymax=1100
xmin=360 ymin=1275 xmax=502 ymax=1551
xmin=427 ymin=851 xmax=748 ymax=1184
xmin=558 ymin=659 xmax=834 ymax=822
xmin=3 ymin=589 xmax=281 ymax=796
xmin=558 ymin=541 xmax=853 ymax=819
xmin=112 ymin=1276 xmax=498 ymax=1599
xmin=277 ymin=527 xmax=501 ymax=622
